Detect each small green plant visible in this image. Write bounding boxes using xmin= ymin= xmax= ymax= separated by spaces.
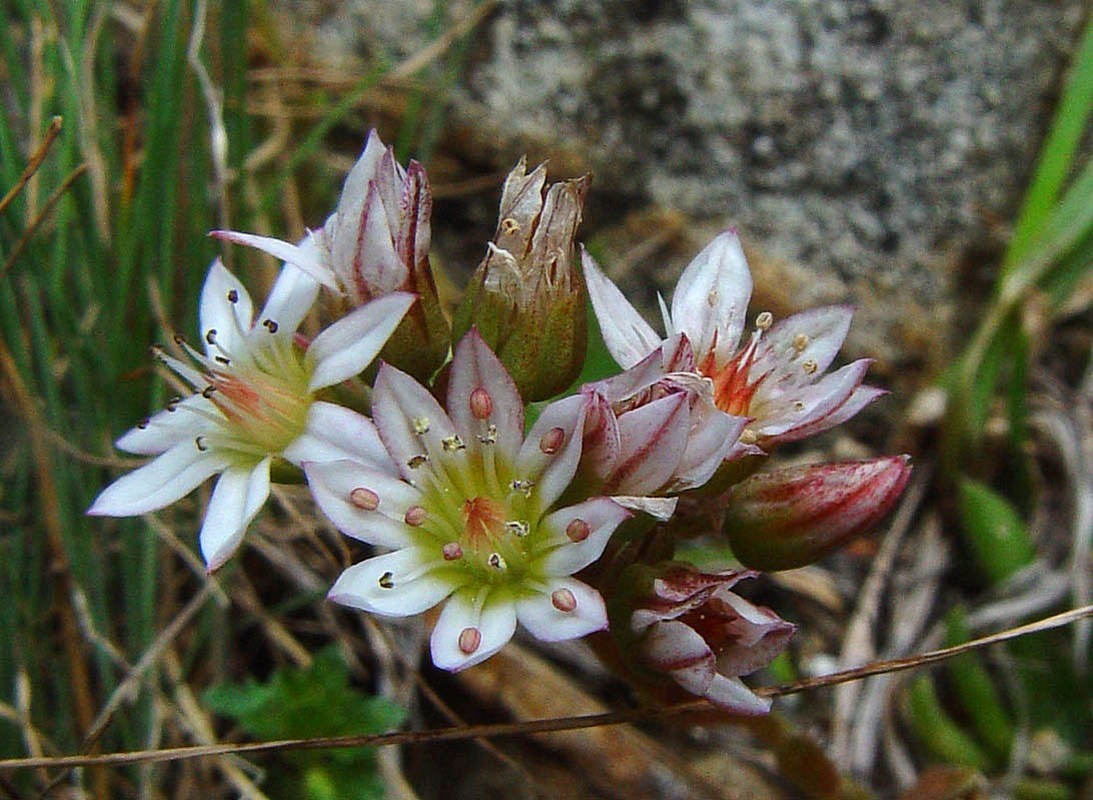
xmin=203 ymin=647 xmax=405 ymax=800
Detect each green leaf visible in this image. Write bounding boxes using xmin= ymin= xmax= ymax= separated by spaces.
xmin=204 ymin=647 xmax=405 ymax=800
xmin=956 ymin=478 xmax=1036 ymax=585
xmin=944 ymin=608 xmax=1014 ymax=765
xmin=905 ymin=675 xmax=991 ymax=770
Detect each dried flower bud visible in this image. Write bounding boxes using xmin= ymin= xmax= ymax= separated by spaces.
xmin=453 ymin=159 xmax=590 ymax=401
xmin=724 ymin=455 xmax=912 ymax=570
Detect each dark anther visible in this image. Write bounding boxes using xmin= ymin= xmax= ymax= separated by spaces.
xmin=214 ymin=356 xmax=230 ymax=365
xmin=195 ymin=436 xmax=208 ymax=452
xmin=166 ymin=396 xmax=182 ymax=412
xmin=202 ymin=385 xmax=217 ymax=398
xmin=205 ymin=329 xmax=217 ymax=344
xmin=263 ymin=319 xmax=279 ymax=334
xmin=227 ymin=289 xmax=239 ymax=303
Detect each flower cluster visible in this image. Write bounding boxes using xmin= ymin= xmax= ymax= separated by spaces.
xmin=91 ymin=130 xmax=911 ymax=713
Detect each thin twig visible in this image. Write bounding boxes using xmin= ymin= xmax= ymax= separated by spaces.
xmin=0 ymin=163 xmax=89 ymax=281
xmin=0 ymin=117 xmax=63 ymax=216
xmin=1 ymin=604 xmax=1088 ymax=773
xmin=82 ymin=583 xmax=217 ymax=750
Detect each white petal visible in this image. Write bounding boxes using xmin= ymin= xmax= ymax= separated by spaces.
xmin=199 ymin=259 xmax=255 ymax=355
xmin=430 ymin=589 xmax=517 ymax=671
xmin=306 ymin=292 xmax=415 ymax=391
xmin=765 ymin=383 xmax=885 ymax=445
xmin=516 ymin=578 xmax=606 ymax=642
xmin=115 ymin=395 xmax=218 ymax=455
xmin=199 ymin=459 xmax=271 ymax=571
xmin=88 ymin=441 xmax=228 ymax=517
xmin=448 ymin=330 xmax=524 ymax=466
xmin=283 ymin=402 xmax=398 ymax=473
xmin=329 ymin=548 xmax=453 ymax=617
xmin=304 ymin=459 xmax=420 ymax=549
xmin=697 ymin=674 xmax=771 ymax=715
xmin=751 ymin=305 xmax=855 ymax=382
xmin=537 ymin=498 xmax=630 ymax=576
xmin=755 ymin=360 xmax=871 ymax=440
xmin=211 ymin=230 xmax=338 ymax=290
xmin=338 ymin=130 xmax=388 ymax=216
xmin=373 ymin=362 xmax=459 ymax=481
xmin=582 ymin=247 xmax=662 ymax=369
xmin=517 ymin=394 xmax=587 ymax=515
xmin=670 ymin=231 xmax=752 ymax=368
xmin=260 ymin=259 xmax=321 ymax=336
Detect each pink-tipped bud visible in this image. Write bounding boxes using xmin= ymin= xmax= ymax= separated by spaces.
xmin=724 ymin=455 xmax=912 ymax=571
xmin=451 ymin=159 xmax=590 ymax=401
xmin=605 ymin=563 xmax=795 ymax=715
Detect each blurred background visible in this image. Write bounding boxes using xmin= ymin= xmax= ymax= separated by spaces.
xmin=0 ymin=1 xmax=1089 ymax=798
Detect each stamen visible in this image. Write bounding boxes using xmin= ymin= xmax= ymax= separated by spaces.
xmin=166 ymin=396 xmax=182 ymax=412
xmin=442 ymin=435 xmax=466 ymax=452
xmin=262 ymin=319 xmax=279 ymax=334
xmin=407 ymin=454 xmax=429 ymax=469
xmin=195 ymin=436 xmax=208 ymax=452
xmin=137 ymin=418 xmax=150 ymax=430
xmin=539 ymin=427 xmax=565 ymax=454
xmin=500 ymin=217 xmax=520 ymax=235
xmin=802 ymin=359 xmax=818 ymax=375
xmin=551 ymin=588 xmax=577 ymax=612
xmin=458 ymin=627 xmax=481 ymax=654
xmin=793 ymin=400 xmax=806 ymax=412
xmin=202 ymin=385 xmax=217 ymax=398
xmin=349 ymin=487 xmax=379 ymax=511
xmin=470 ymin=387 xmax=493 ymax=420
xmin=504 ymin=520 xmax=530 ymax=538
xmin=487 ymin=552 xmax=507 ymax=571
xmin=227 ymin=289 xmax=239 ymax=303
xmin=756 ymin=311 xmax=773 ymax=330
xmin=173 ymin=333 xmax=186 ymax=346
xmin=509 ymin=479 xmax=534 ymax=498
xmin=442 ymin=542 xmax=463 ymax=561
xmin=707 ymin=289 xmax=719 ymax=307
xmin=404 ymin=506 xmax=427 ymax=526
xmin=214 ymin=356 xmax=231 ymax=366
xmin=566 ymin=518 xmax=590 ymax=542
xmin=205 ymin=329 xmax=217 ymax=345
xmin=377 ymin=571 xmax=394 ymax=589
xmin=792 ymin=333 xmax=809 ymax=352
xmin=412 ymin=416 xmax=431 ymax=435
xmin=477 ymin=425 xmax=498 ymax=445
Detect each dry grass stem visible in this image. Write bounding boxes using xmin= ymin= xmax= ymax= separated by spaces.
xmin=0 ymin=116 xmax=63 ymax=217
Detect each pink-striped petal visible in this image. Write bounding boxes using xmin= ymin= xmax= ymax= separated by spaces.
xmin=372 ymin=362 xmax=459 ymax=481
xmin=602 ymin=393 xmax=689 ymax=495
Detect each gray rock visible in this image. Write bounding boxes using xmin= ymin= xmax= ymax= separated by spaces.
xmin=272 ymin=0 xmax=1085 ymax=381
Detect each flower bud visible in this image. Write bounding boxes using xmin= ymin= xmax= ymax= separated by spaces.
xmin=724 ymin=455 xmax=912 ymax=571
xmin=606 ymin=563 xmax=795 ymax=715
xmin=215 ymin=130 xmax=449 ymax=381
xmin=452 ymin=159 xmax=590 ymax=401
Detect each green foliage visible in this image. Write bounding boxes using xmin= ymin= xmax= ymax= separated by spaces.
xmin=956 ymin=478 xmax=1036 ymax=585
xmin=203 ymin=647 xmax=406 ymax=800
